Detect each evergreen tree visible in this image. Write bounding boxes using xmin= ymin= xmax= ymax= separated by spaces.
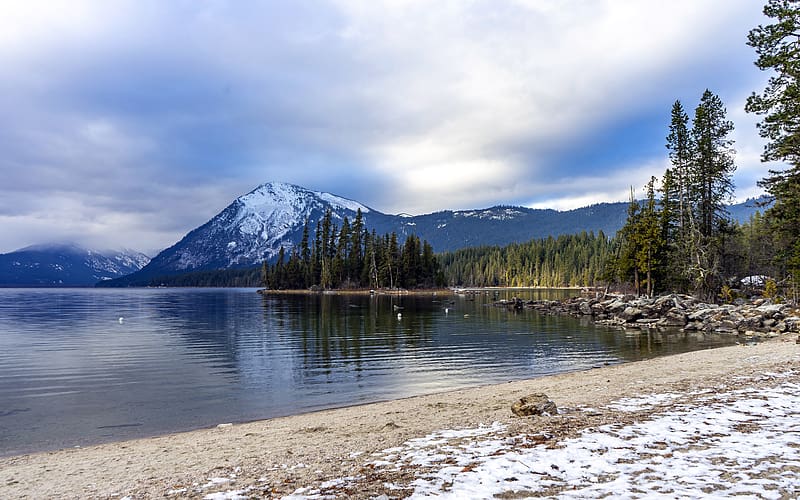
xmin=664 ymin=100 xmax=697 ymax=291
xmin=666 ymin=100 xmax=694 ymax=234
xmin=636 ymin=177 xmax=664 ymax=296
xmin=261 ymin=261 xmax=269 ymax=288
xmin=333 ymin=217 xmax=351 ymax=286
xmin=688 ymin=89 xmax=736 ymax=298
xmin=350 ymin=209 xmax=365 ymax=283
xmin=746 ymin=0 xmax=800 ymax=296
xmin=274 ymin=246 xmax=286 ymax=289
xmin=320 ymin=210 xmax=333 ymax=289
xmin=312 ymin=219 xmax=322 ymax=285
xmin=300 ymin=219 xmax=312 ymax=287
xmin=691 ymin=89 xmax=736 ymax=238
xmin=617 ymin=188 xmax=642 ymax=294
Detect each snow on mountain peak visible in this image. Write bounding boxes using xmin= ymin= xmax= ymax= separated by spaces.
xmin=242 ymin=182 xmax=370 ymax=215
xmin=161 ymin=181 xmax=376 ymax=271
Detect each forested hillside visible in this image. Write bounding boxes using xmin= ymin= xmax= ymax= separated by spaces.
xmin=440 ymin=231 xmax=614 ymax=288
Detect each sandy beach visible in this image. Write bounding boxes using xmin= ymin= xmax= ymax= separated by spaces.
xmin=2 ymin=336 xmax=798 ymax=499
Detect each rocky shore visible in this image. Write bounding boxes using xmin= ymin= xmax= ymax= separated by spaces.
xmin=498 ymin=293 xmax=800 ymax=337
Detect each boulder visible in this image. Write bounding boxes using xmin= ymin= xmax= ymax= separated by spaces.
xmin=661 ymin=310 xmax=688 ymax=327
xmin=511 ymin=394 xmax=558 ymax=417
xmin=619 ymin=307 xmax=643 ymax=322
xmin=688 ymin=307 xmax=719 ymax=321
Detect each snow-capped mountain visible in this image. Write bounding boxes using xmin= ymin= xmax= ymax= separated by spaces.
xmin=108 ymin=182 xmax=397 ymax=285
xmin=104 ymin=182 xmax=765 ymax=286
xmin=0 ymin=243 xmax=150 ymax=286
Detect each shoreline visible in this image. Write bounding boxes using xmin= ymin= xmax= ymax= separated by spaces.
xmin=257 ymin=287 xmax=452 ymax=296
xmin=256 ymin=285 xmax=591 ymax=296
xmin=2 ymin=336 xmax=798 ymax=499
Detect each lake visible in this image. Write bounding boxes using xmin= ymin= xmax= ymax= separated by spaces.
xmin=0 ymin=287 xmax=738 ymax=456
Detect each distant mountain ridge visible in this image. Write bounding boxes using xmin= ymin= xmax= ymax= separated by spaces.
xmin=0 ymin=243 xmax=150 ymax=287
xmin=104 ymin=182 xmax=765 ymax=287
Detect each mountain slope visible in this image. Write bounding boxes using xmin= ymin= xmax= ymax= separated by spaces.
xmin=0 ymin=244 xmax=150 ymax=287
xmin=106 ymin=183 xmax=398 ymax=285
xmin=103 ymin=182 xmax=765 ymax=286
xmin=394 ymin=203 xmax=629 ymax=251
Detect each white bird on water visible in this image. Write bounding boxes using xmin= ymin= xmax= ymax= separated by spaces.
xmin=118 ymin=317 xmax=124 ymax=324
xmin=397 ymin=312 xmax=402 ymax=320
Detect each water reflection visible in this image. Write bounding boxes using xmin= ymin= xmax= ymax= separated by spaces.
xmin=0 ymin=288 xmax=738 ymax=456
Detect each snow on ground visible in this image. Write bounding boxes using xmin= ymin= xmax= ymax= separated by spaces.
xmin=275 ymin=370 xmax=800 ymax=499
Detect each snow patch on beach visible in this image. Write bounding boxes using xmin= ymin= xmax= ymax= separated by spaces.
xmin=277 ymin=371 xmax=800 ymax=499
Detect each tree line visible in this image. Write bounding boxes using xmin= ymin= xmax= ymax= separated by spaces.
xmin=263 ymin=208 xmax=446 ymax=290
xmin=439 ymin=231 xmax=614 ymax=288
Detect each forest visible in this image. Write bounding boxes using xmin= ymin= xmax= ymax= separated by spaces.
xmin=438 ymin=231 xmax=614 ymax=288
xmin=263 ymin=209 xmax=446 ymax=290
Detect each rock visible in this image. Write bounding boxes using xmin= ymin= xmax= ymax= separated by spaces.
xmin=742 ymin=315 xmax=762 ymax=329
xmin=688 ymin=307 xmax=718 ymax=321
xmin=619 ymin=307 xmax=643 ymax=322
xmin=605 ymin=300 xmax=627 ymax=313
xmin=661 ymin=310 xmax=687 ymax=326
xmin=511 ymin=394 xmax=557 ymax=417
xmin=527 ymin=293 xmax=797 ymax=337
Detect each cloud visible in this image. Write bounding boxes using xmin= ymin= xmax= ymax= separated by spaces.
xmin=0 ymin=0 xmax=773 ymax=252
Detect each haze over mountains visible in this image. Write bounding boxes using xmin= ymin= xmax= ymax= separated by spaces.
xmin=0 ymin=244 xmax=149 ymax=287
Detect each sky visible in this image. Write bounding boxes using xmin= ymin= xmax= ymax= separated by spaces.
xmin=0 ymin=0 xmax=779 ymax=255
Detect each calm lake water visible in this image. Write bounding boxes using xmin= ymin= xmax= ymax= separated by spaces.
xmin=0 ymin=287 xmax=738 ymax=456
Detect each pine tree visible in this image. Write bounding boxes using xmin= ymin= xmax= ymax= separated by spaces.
xmin=350 ymin=209 xmax=365 ymax=284
xmin=333 ymin=217 xmax=351 ymax=286
xmin=692 ymin=89 xmax=736 ymax=238
xmin=666 ymin=100 xmax=695 ymax=234
xmin=664 ymin=100 xmax=698 ymax=291
xmin=688 ymin=90 xmax=736 ymax=298
xmin=320 ymin=210 xmax=333 ymax=289
xmin=300 ymin=219 xmax=312 ymax=287
xmin=746 ymin=0 xmax=800 ymax=295
xmin=617 ymin=188 xmax=642 ymax=294
xmin=636 ymin=177 xmax=664 ymax=296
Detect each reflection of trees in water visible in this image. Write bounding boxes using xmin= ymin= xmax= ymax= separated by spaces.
xmin=155 ymin=290 xmax=258 ymax=342
xmin=256 ymin=291 xmax=739 ymax=379
xmin=269 ymin=294 xmax=435 ymax=369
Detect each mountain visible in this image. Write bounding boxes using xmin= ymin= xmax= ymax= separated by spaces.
xmin=103 ymin=183 xmax=396 ymax=286
xmin=103 ymin=182 xmax=765 ymax=286
xmin=392 ymin=203 xmax=630 ymax=251
xmin=0 ymin=244 xmax=150 ymax=287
